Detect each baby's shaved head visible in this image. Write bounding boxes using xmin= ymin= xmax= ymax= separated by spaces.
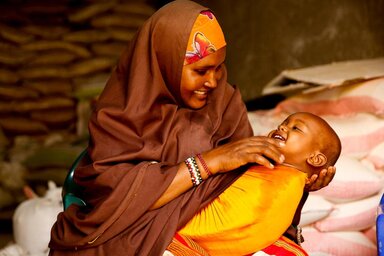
xmin=296 ymin=112 xmax=342 ymax=168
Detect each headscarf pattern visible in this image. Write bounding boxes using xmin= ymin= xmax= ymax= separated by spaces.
xmin=184 ymin=10 xmax=226 ymax=65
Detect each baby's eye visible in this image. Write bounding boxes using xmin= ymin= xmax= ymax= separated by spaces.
xmin=293 ymin=126 xmax=301 ymax=131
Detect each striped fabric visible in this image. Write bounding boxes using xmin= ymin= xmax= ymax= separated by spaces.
xmin=255 ymin=236 xmax=309 ymax=256
xmin=166 ymin=233 xmax=209 ymax=256
xmin=166 ymin=234 xmax=308 ymax=256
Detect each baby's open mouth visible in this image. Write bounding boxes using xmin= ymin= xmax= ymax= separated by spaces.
xmin=272 ymin=133 xmax=285 ymax=142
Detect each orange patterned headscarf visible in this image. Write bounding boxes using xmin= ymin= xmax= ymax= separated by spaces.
xmin=184 ymin=10 xmax=226 ymax=65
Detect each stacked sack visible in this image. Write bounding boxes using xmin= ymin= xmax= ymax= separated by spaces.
xmin=0 ymin=0 xmax=155 ymax=236
xmin=248 ymin=77 xmax=384 ymax=256
xmin=0 ymin=0 xmax=155 ymax=138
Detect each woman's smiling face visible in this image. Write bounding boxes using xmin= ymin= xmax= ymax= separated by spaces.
xmin=180 ymin=47 xmax=226 ymax=109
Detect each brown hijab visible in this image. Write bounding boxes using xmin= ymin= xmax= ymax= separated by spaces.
xmin=49 ymin=1 xmax=253 ymax=255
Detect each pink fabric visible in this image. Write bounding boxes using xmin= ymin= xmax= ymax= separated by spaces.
xmin=302 ymin=227 xmax=377 ymax=256
xmin=312 ymin=156 xmax=382 ymax=203
xmin=300 ymin=195 xmax=334 ymax=226
xmin=365 ymin=155 xmax=384 ymax=169
xmin=313 ymin=181 xmax=382 ymax=203
xmin=314 ymin=193 xmax=380 ymax=232
xmin=276 ymin=96 xmax=384 ymax=117
xmin=275 ymin=77 xmax=384 ymax=118
xmin=363 ymin=226 xmax=377 ymax=245
xmin=364 ymin=142 xmax=384 ymax=169
xmin=315 ymin=207 xmax=376 ymax=232
xmin=341 ymin=126 xmax=384 ymax=155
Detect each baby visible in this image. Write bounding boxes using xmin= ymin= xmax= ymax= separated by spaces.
xmin=268 ymin=111 xmax=341 ymax=182
xmin=177 ymin=112 xmax=341 ymax=256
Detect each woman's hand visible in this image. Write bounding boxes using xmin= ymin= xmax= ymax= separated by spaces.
xmin=150 ymin=136 xmax=284 ymax=209
xmin=202 ymin=136 xmax=285 ymax=175
xmin=305 ymin=166 xmax=336 ymax=191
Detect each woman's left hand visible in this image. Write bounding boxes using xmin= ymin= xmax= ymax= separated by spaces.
xmin=305 ymin=166 xmax=336 ymax=192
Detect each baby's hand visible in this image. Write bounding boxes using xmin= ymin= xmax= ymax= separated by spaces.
xmin=305 ymin=166 xmax=336 ymax=192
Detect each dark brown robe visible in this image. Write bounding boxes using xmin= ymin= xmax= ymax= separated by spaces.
xmin=49 ymin=1 xmax=253 ymax=255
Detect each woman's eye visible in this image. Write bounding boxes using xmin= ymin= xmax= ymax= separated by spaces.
xmin=293 ymin=126 xmax=301 ymax=131
xmin=215 ymin=64 xmax=222 ymax=71
xmin=195 ymin=69 xmax=207 ymax=75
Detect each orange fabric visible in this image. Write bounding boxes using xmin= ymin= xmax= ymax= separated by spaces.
xmin=179 ymin=165 xmax=306 ymax=255
xmin=184 ymin=11 xmax=226 ymax=65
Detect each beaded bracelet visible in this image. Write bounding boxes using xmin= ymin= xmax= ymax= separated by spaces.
xmin=184 ymin=156 xmax=203 ymax=186
xmin=288 ymin=225 xmax=303 ymax=245
xmin=296 ymin=225 xmax=303 ymax=245
xmin=196 ymin=153 xmax=212 ymax=177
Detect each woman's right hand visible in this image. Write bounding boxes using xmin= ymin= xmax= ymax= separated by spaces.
xmin=151 ymin=136 xmax=284 ymax=209
xmin=202 ymin=136 xmax=285 ymax=175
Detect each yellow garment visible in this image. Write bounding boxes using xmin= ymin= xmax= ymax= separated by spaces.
xmin=179 ymin=165 xmax=306 ymax=256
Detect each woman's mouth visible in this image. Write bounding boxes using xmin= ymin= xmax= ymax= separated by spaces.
xmin=194 ymin=90 xmax=208 ymax=95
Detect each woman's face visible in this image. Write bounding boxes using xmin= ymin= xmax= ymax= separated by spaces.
xmin=180 ymin=47 xmax=226 ymax=109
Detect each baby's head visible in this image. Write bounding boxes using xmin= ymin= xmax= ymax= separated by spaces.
xmin=268 ymin=112 xmax=341 ymax=179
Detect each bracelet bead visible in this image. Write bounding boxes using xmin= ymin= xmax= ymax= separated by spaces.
xmin=196 ymin=153 xmax=212 ymax=177
xmin=296 ymin=226 xmax=302 ymax=245
xmin=184 ymin=156 xmax=203 ymax=186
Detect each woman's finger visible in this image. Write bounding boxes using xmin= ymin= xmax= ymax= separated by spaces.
xmin=304 ymin=174 xmax=318 ymax=191
xmin=322 ymin=166 xmax=336 ymax=186
xmin=306 ymin=166 xmax=337 ymax=192
xmin=246 ymin=137 xmax=285 ymax=164
xmin=251 ymin=154 xmax=276 ymax=169
xmin=207 ymin=136 xmax=285 ymax=174
xmin=249 ymin=136 xmax=285 ymax=149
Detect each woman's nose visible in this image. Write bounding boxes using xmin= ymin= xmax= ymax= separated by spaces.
xmin=204 ymin=72 xmax=217 ymax=88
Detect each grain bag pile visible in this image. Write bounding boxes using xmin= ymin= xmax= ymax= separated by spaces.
xmin=0 ymin=0 xmax=155 ymax=230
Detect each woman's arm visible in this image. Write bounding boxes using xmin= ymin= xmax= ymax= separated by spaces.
xmin=150 ymin=136 xmax=285 ymax=209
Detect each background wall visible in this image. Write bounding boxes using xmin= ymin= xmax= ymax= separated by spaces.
xmin=188 ymin=0 xmax=384 ymax=102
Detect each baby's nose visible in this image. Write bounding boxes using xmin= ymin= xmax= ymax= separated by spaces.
xmin=278 ymin=125 xmax=287 ymax=132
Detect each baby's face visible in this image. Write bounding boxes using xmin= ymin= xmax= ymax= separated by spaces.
xmin=268 ymin=112 xmax=324 ymax=166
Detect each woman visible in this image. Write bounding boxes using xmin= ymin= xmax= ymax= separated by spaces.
xmin=49 ymin=1 xmax=334 ymax=255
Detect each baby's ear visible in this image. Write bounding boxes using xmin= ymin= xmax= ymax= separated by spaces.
xmin=307 ymin=151 xmax=327 ymax=167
